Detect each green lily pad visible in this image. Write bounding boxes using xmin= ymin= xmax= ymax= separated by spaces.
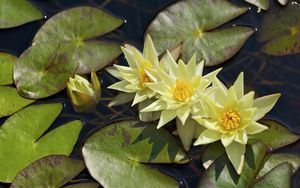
xmin=0 ymin=86 xmax=34 ymax=118
xmin=258 ymin=4 xmax=300 ymax=56
xmin=0 ymin=103 xmax=82 ymax=183
xmin=198 ymin=142 xmax=267 ymax=188
xmin=11 ymin=155 xmax=85 ymax=187
xmin=253 ymin=163 xmax=292 ymax=188
xmin=0 ymin=0 xmax=43 ymax=29
xmin=0 ymin=52 xmax=17 ymax=85
xmin=258 ymin=154 xmax=300 ymax=178
xmin=248 ymin=120 xmax=299 ymax=150
xmin=33 ymin=6 xmax=122 ymax=74
xmin=145 ymin=0 xmax=254 ymax=66
xmin=14 ymin=43 xmax=77 ymax=99
xmin=82 ymin=121 xmax=189 ymax=188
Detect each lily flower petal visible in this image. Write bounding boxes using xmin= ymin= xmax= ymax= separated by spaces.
xmin=233 ymin=72 xmax=244 ymax=99
xmin=194 ymin=129 xmax=221 ymax=145
xmin=225 ymin=142 xmax=245 ymax=174
xmin=253 ymin=93 xmax=281 ymax=121
xmin=245 ymin=122 xmax=268 ymax=135
xmin=157 ymin=110 xmax=177 ymax=129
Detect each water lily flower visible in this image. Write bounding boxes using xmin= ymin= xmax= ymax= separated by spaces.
xmin=141 ymin=53 xmax=221 ymax=150
xmin=108 ymin=35 xmax=161 ymax=106
xmin=67 ymin=70 xmax=101 ymax=112
xmin=193 ymin=73 xmax=280 ymax=174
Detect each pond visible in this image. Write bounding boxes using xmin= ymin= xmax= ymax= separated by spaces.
xmin=0 ymin=0 xmax=300 ymax=188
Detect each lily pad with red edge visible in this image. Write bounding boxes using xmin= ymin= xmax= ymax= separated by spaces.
xmin=11 ymin=155 xmax=85 ymax=188
xmin=0 ymin=0 xmax=43 ymax=29
xmin=82 ymin=120 xmax=189 ymax=188
xmin=258 ymin=3 xmax=300 ymax=56
xmin=145 ymin=0 xmax=254 ymax=66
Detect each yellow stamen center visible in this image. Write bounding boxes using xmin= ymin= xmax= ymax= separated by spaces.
xmin=219 ymin=109 xmax=241 ymax=130
xmin=173 ymin=80 xmax=192 ymax=102
xmin=138 ymin=69 xmax=152 ymax=87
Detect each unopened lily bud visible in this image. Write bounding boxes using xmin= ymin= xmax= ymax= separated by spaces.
xmin=67 ymin=70 xmax=101 ymax=112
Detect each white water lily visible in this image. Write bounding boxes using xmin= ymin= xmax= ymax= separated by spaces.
xmin=67 ymin=70 xmax=101 ymax=112
xmin=108 ymin=35 xmax=162 ymax=106
xmin=193 ymin=73 xmax=280 ymax=174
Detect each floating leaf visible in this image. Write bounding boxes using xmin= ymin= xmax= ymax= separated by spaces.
xmin=198 ymin=142 xmax=267 ymax=188
xmin=14 ymin=43 xmax=77 ymax=99
xmin=33 ymin=7 xmax=122 ymax=74
xmin=146 ymin=0 xmax=254 ymax=66
xmin=248 ymin=120 xmax=299 ymax=150
xmin=0 ymin=52 xmax=17 ymax=85
xmin=0 ymin=86 xmax=34 ymax=118
xmin=11 ymin=155 xmax=85 ymax=187
xmin=0 ymin=103 xmax=82 ymax=183
xmin=258 ymin=154 xmax=300 ymax=178
xmin=0 ymin=0 xmax=43 ymax=29
xmin=258 ymin=4 xmax=300 ymax=56
xmin=82 ymin=121 xmax=189 ymax=188
xmin=253 ymin=163 xmax=292 ymax=188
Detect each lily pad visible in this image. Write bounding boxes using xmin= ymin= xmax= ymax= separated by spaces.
xmin=253 ymin=163 xmax=292 ymax=188
xmin=248 ymin=120 xmax=299 ymax=150
xmin=11 ymin=155 xmax=85 ymax=187
xmin=14 ymin=43 xmax=77 ymax=99
xmin=0 ymin=103 xmax=82 ymax=183
xmin=146 ymin=0 xmax=254 ymax=66
xmin=258 ymin=4 xmax=300 ymax=56
xmin=0 ymin=86 xmax=34 ymax=118
xmin=33 ymin=6 xmax=122 ymax=74
xmin=258 ymin=153 xmax=300 ymax=178
xmin=198 ymin=142 xmax=267 ymax=188
xmin=82 ymin=121 xmax=189 ymax=188
xmin=0 ymin=52 xmax=17 ymax=85
xmin=0 ymin=0 xmax=43 ymax=29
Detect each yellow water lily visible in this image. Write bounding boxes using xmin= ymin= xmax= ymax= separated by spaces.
xmin=193 ymin=72 xmax=280 ymax=174
xmin=67 ymin=70 xmax=101 ymax=112
xmin=108 ymin=35 xmax=161 ymax=106
xmin=142 ymin=54 xmax=220 ymax=128
xmin=141 ymin=53 xmax=221 ymax=150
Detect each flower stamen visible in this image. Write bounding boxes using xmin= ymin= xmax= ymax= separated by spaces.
xmin=173 ymin=80 xmax=193 ymax=102
xmin=219 ymin=109 xmax=240 ymax=130
xmin=138 ymin=69 xmax=152 ymax=87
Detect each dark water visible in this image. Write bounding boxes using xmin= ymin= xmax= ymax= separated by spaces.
xmin=0 ymin=0 xmax=300 ymax=187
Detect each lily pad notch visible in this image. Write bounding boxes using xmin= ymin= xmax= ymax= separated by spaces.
xmin=14 ymin=6 xmax=124 ymax=99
